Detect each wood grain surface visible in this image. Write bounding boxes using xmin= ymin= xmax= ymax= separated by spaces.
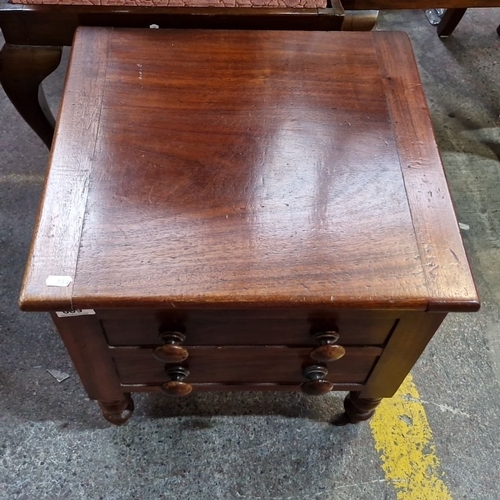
xmin=0 ymin=5 xmax=344 ymax=47
xmin=20 ymin=28 xmax=112 ymax=310
xmin=101 ymin=309 xmax=398 ymax=346
xmin=20 ymin=28 xmax=478 ymax=313
xmin=51 ymin=312 xmax=126 ymax=401
xmin=361 ymin=311 xmax=446 ymax=398
xmin=373 ymin=32 xmax=479 ymax=312
xmin=120 ymin=382 xmax=364 ymax=392
xmin=110 ymin=345 xmax=381 ymax=384
xmin=341 ymin=0 xmax=498 ymax=8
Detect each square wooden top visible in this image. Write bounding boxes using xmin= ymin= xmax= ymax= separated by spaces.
xmin=20 ymin=28 xmax=479 ymax=312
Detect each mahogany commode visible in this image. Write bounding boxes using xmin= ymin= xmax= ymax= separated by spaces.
xmin=19 ymin=27 xmax=479 ymax=425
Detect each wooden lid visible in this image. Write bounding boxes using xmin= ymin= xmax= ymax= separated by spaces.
xmin=20 ymin=28 xmax=479 ymax=312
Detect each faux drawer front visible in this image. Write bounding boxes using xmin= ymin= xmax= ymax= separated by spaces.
xmin=101 ymin=310 xmax=398 ymax=347
xmin=110 ymin=346 xmax=381 ymax=385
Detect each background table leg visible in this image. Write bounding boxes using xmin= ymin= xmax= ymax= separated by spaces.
xmin=0 ymin=44 xmax=62 ymax=149
xmin=437 ymin=8 xmax=467 ymax=37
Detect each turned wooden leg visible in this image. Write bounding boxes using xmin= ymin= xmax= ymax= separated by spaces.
xmin=51 ymin=314 xmax=135 ymax=426
xmin=0 ymin=44 xmax=62 ymax=149
xmin=343 ymin=391 xmax=382 ymax=423
xmin=98 ymin=393 xmax=134 ymax=426
xmin=437 ymin=9 xmax=467 ymax=37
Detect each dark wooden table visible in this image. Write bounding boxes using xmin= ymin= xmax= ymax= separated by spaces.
xmin=0 ymin=0 xmax=499 ymax=148
xmin=20 ymin=27 xmax=479 ymax=425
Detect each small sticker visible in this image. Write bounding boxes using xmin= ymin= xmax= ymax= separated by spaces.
xmin=46 ymin=275 xmax=73 ymax=287
xmin=55 ymin=309 xmax=96 ymax=317
xmin=459 ymin=222 xmax=470 ymax=231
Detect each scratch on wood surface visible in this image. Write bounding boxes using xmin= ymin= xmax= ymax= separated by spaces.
xmin=449 ymin=248 xmax=460 ymax=263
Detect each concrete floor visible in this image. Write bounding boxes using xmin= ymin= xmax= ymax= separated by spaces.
xmin=1 ymin=9 xmax=500 ymax=500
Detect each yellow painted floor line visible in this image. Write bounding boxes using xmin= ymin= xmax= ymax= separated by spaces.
xmin=369 ymin=374 xmax=452 ymax=500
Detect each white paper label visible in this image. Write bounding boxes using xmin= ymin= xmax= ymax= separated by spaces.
xmin=55 ymin=309 xmax=96 ymax=317
xmin=46 ymin=275 xmax=73 ymax=287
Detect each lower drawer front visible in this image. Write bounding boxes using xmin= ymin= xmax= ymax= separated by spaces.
xmin=111 ymin=346 xmax=381 ymax=385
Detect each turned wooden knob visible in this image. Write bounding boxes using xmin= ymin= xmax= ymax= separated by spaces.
xmin=158 ymin=330 xmax=186 ymax=344
xmin=153 ymin=344 xmax=189 ymax=363
xmin=310 ymin=330 xmax=345 ymax=363
xmin=161 ymin=380 xmax=193 ymax=397
xmin=310 ymin=345 xmax=346 ymax=363
xmin=161 ymin=366 xmax=192 ymax=397
xmin=301 ymin=365 xmax=334 ymax=396
xmin=312 ymin=331 xmax=340 ymax=344
xmin=153 ymin=331 xmax=188 ymax=363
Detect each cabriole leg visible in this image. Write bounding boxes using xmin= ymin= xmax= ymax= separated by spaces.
xmin=436 ymin=8 xmax=467 ymax=37
xmin=0 ymin=44 xmax=62 ymax=148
